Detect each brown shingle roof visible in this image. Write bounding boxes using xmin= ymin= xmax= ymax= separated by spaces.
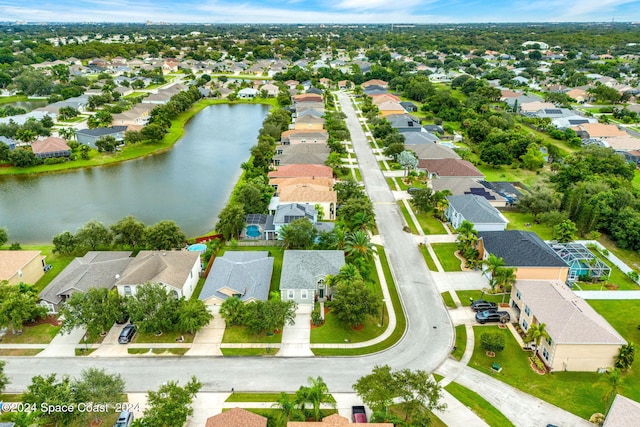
xmin=268 ymin=164 xmax=333 ymax=179
xmin=278 ymin=183 xmax=337 ymax=203
xmin=418 ymin=158 xmax=484 ymax=178
xmin=571 ymin=123 xmax=628 ymax=138
xmin=205 ymin=408 xmax=267 ymax=427
xmin=115 ymin=251 xmax=199 ymax=290
xmin=362 ymin=79 xmax=388 ymax=87
xmin=0 ymin=250 xmax=42 ymax=280
xmin=31 ymin=137 xmax=70 ymax=154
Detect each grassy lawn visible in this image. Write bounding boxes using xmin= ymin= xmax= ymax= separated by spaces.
xmin=133 ymin=330 xmax=194 ymax=344
xmin=353 ymin=167 xmax=363 ymax=182
xmin=222 ymin=326 xmax=283 ymax=344
xmin=444 ymin=381 xmax=515 ymax=427
xmin=312 ymin=246 xmax=406 ymax=356
xmin=475 ymin=164 xmax=545 ymax=188
xmin=0 ymin=349 xmax=42 ymax=356
xmin=441 ymin=291 xmax=456 ymax=309
xmin=469 ymin=326 xmax=614 ymax=419
xmin=385 ymin=177 xmax=399 ymax=190
xmin=598 ymin=233 xmax=640 ymax=272
xmin=0 ymin=95 xmax=29 ymax=104
xmin=0 ymin=322 xmax=60 ymax=344
xmin=75 ymin=348 xmax=97 ymax=356
xmin=572 ymin=255 xmax=639 ymax=291
xmin=17 ymin=245 xmax=74 ymax=293
xmin=221 ymin=348 xmax=276 ymax=356
xmin=397 ymin=201 xmax=419 ymax=234
xmin=456 ymin=290 xmax=504 ymax=307
xmin=451 ymin=325 xmax=466 ymax=360
xmin=431 ymin=243 xmax=462 ymax=272
xmin=226 ymin=392 xmax=296 ymax=402
xmin=501 ymin=212 xmax=554 ymax=240
xmin=415 ymin=212 xmax=447 ymax=235
xmin=219 ymin=246 xmax=284 ymax=294
xmin=419 ymin=245 xmax=439 ymax=271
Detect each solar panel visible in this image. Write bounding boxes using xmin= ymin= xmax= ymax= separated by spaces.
xmin=545 ymin=109 xmax=562 ymax=115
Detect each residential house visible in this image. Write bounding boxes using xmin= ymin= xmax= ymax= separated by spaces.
xmin=519 ymin=101 xmax=556 ymax=114
xmin=432 ymin=178 xmax=507 ymax=207
xmin=280 ymin=250 xmax=345 ymax=304
xmin=477 ymin=230 xmax=569 ymax=282
xmin=199 ymin=252 xmax=273 ymax=305
xmin=401 ymin=132 xmax=440 ymax=144
xmin=418 ymin=158 xmax=484 ymax=179
xmin=603 ymin=395 xmax=640 ymax=427
xmin=571 ymin=123 xmax=628 ymax=139
xmin=293 ymin=93 xmax=323 ymax=104
xmin=446 ymin=195 xmax=509 ymax=231
xmin=76 ymin=126 xmax=127 ymax=148
xmin=361 ymin=79 xmax=388 ymax=89
xmin=273 ymin=144 xmax=331 ymax=166
xmin=270 ymin=180 xmax=336 ymax=220
xmin=623 ymin=149 xmax=640 ymax=165
xmin=205 ymin=408 xmax=267 ymax=427
xmin=238 ymin=88 xmax=259 ymax=98
xmin=510 ymin=280 xmax=626 ymax=371
xmin=268 ymin=164 xmax=333 ymax=180
xmin=260 ymin=83 xmax=279 ymax=97
xmin=294 ymin=102 xmax=325 ymax=114
xmin=400 ymin=101 xmax=418 ymax=112
xmin=0 ymin=250 xmax=46 ymax=286
xmin=377 ymin=101 xmax=406 ymax=117
xmin=287 ymin=413 xmax=392 ymax=426
xmin=370 ymin=93 xmax=401 ymax=105
xmin=39 ymin=252 xmax=132 ymax=313
xmin=600 ymin=136 xmax=640 ymax=152
xmin=280 ymin=130 xmax=329 ymax=145
xmin=407 ymin=143 xmax=459 ymax=160
xmin=386 ymin=113 xmax=422 ymax=133
xmin=566 ymin=88 xmax=589 ymax=103
xmin=294 ymin=115 xmax=325 ymax=131
xmin=31 ymin=137 xmax=71 ymax=159
xmin=285 ymin=80 xmax=299 ymax=90
xmin=115 ymin=251 xmax=201 ymax=299
xmin=37 ymin=96 xmax=88 ymax=115
xmin=0 ymin=136 xmax=17 ymax=150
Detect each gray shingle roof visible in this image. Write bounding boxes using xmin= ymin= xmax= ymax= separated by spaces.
xmin=406 ymin=143 xmax=459 ymax=159
xmin=433 ymin=178 xmax=505 ymax=202
xmin=604 ymin=395 xmax=640 ymax=427
xmin=199 ymin=251 xmax=273 ymax=302
xmin=273 ymin=203 xmax=316 ymax=225
xmin=479 ymin=230 xmax=567 ymax=267
xmin=39 ymin=251 xmax=133 ymax=305
xmin=280 ymin=250 xmax=345 ymax=290
xmin=115 ymin=251 xmax=200 ymax=290
xmin=76 ymin=126 xmax=127 ymax=137
xmin=447 ymin=195 xmax=508 ymax=225
xmin=401 ymin=132 xmax=440 ymax=144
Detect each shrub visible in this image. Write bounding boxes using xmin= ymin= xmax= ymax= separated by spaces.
xmin=43 ymin=157 xmax=66 ymax=165
xmin=311 ymin=308 xmax=323 ymax=326
xmin=480 ymin=332 xmax=505 ymax=353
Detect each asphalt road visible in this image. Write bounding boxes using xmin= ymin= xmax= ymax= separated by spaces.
xmin=3 ymin=92 xmax=453 ymax=394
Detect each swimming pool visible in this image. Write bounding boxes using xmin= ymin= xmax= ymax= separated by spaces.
xmin=246 ymin=225 xmax=262 ymax=238
xmin=187 ymin=243 xmax=207 ymax=252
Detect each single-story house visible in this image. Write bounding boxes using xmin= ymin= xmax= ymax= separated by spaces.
xmin=30 ymin=137 xmax=71 ymax=159
xmin=478 ymin=230 xmax=569 ymax=282
xmin=446 ymin=195 xmax=509 ymax=231
xmin=287 ymin=413 xmax=392 ymax=426
xmin=361 ymin=79 xmax=388 ymax=89
xmin=260 ymin=83 xmax=279 ymax=97
xmin=406 ymin=143 xmax=459 ymax=160
xmin=519 ymin=101 xmax=556 ymax=114
xmin=399 ymin=101 xmax=418 ymax=112
xmin=280 ymin=130 xmax=329 ymax=145
xmin=601 ymin=136 xmax=640 ymax=152
xmin=238 ymin=88 xmax=259 ymax=98
xmin=293 ymin=93 xmax=323 ymax=103
xmin=294 ymin=115 xmax=325 ymax=131
xmin=401 ymin=132 xmax=440 ymax=144
xmin=386 ymin=113 xmax=422 ymax=133
xmin=268 ymin=164 xmax=333 ymax=180
xmin=199 ymin=251 xmax=273 ymax=305
xmin=0 ymin=136 xmax=17 ymax=150
xmin=273 ymin=144 xmax=331 ymax=166
xmin=0 ymin=250 xmax=46 ymax=286
xmin=370 ymin=93 xmax=401 ymax=105
xmin=269 ymin=180 xmax=336 ymax=220
xmin=419 ymin=158 xmax=484 ymax=179
xmin=377 ymin=101 xmax=406 ymax=117
xmin=510 ymin=280 xmax=626 ymax=372
xmin=114 ymin=251 xmax=201 ymax=299
xmin=571 ymin=123 xmax=628 ymax=139
xmin=603 ymin=395 xmax=640 ymax=427
xmin=206 ymin=408 xmax=267 ymax=427
xmin=280 ymin=250 xmax=345 ymax=304
xmin=75 ymin=126 xmax=127 ymax=148
xmin=39 ymin=251 xmax=133 ymax=313
xmin=432 ymin=178 xmax=507 ymax=207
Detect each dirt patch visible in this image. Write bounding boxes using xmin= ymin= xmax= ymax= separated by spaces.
xmin=310 ymin=321 xmax=325 ymax=329
xmin=351 ymin=324 xmax=365 ymax=331
xmin=26 ymin=315 xmax=61 ymax=327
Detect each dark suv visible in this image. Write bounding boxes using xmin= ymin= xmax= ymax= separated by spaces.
xmin=118 ymin=325 xmax=136 ymax=344
xmin=470 ymin=300 xmax=498 ymax=312
xmin=475 ymin=310 xmax=510 ymax=324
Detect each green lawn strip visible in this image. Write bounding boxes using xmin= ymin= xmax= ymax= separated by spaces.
xmin=451 ymin=325 xmax=467 ymax=361
xmin=0 ymin=349 xmax=42 ymax=356
xmin=353 ymin=167 xmax=363 ymax=182
xmin=0 ymin=98 xmax=275 ymax=176
xmin=0 ymin=95 xmax=33 ymax=104
xmin=220 ymin=348 xmax=275 ymax=356
xmin=441 ymin=291 xmax=456 ymax=309
xmin=433 ymin=373 xmax=444 ymax=382
xmin=419 ymin=245 xmax=438 ymax=271
xmin=388 ymin=404 xmax=447 ymax=427
xmin=128 ymin=348 xmax=151 ymax=355
xmin=226 ymin=392 xmax=296 ymax=402
xmin=456 ymin=290 xmax=505 ymax=307
xmin=469 ymin=326 xmax=609 ymax=419
xmin=222 ymin=326 xmax=283 ymax=344
xmin=133 ymin=330 xmax=194 ymax=344
xmin=431 ymin=243 xmax=462 ymax=272
xmin=385 ymin=176 xmax=397 ymax=190
xmin=191 ymin=277 xmax=207 ymax=300
xmin=0 ymin=323 xmax=60 ymax=344
xmin=633 ymin=170 xmax=640 ymax=193
xmin=312 ymin=246 xmax=405 ymax=356
xmin=501 ymin=212 xmax=554 ymax=241
xmin=219 ymin=246 xmax=284 ymax=294
xmin=415 ymin=212 xmax=447 ymax=235
xmin=75 ymin=348 xmax=97 ymax=356
xmin=397 ymin=201 xmax=419 ymax=234
xmin=444 ymin=381 xmax=515 ymax=427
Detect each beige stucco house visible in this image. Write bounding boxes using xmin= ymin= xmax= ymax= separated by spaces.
xmin=0 ymin=250 xmax=46 ymax=286
xmin=511 ymin=280 xmax=626 ymax=372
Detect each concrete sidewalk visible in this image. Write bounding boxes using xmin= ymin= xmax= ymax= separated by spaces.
xmin=37 ymin=326 xmax=85 ymax=357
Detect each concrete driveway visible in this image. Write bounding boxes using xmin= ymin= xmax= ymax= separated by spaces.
xmin=278 ymin=305 xmax=313 ymax=357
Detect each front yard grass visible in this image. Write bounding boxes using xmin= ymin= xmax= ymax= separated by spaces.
xmin=441 ymin=291 xmax=456 ymax=309
xmin=222 ymin=326 xmax=283 ymax=344
xmin=456 ymin=290 xmax=504 ymax=307
xmin=0 ymin=322 xmax=60 ymax=344
xmin=133 ymin=330 xmax=194 ymax=344
xmin=451 ymin=325 xmax=466 ymax=361
xmin=397 ymin=201 xmax=419 ymax=234
xmin=226 ymin=392 xmax=296 ymax=402
xmin=475 ymin=164 xmax=544 ymax=188
xmin=469 ymin=326 xmax=613 ymax=419
xmin=419 ymin=245 xmax=438 ymax=271
xmin=444 ymin=381 xmax=515 ymax=427
xmin=0 ymin=349 xmax=42 ymax=356
xmin=431 ymin=243 xmax=462 ymax=272
xmin=220 ymin=348 xmax=275 ymax=356
xmin=415 ymin=212 xmax=447 ymax=235
xmin=501 ymin=212 xmax=554 ymax=240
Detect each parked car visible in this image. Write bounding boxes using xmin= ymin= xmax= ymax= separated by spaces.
xmin=352 ymin=405 xmax=367 ymax=423
xmin=114 ymin=410 xmax=134 ymax=427
xmin=118 ymin=325 xmax=136 ymax=344
xmin=115 ymin=311 xmax=129 ymax=325
xmin=475 ymin=310 xmax=510 ymax=324
xmin=407 ymin=187 xmax=422 ymax=195
xmin=470 ymin=300 xmax=498 ymax=312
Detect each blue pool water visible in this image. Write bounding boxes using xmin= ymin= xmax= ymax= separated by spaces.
xmin=246 ymin=225 xmax=261 ymax=238
xmin=188 ymin=243 xmax=207 ymax=252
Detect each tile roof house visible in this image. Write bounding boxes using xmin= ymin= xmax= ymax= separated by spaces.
xmin=603 ymin=395 xmax=640 ymax=427
xmin=205 ymin=408 xmax=267 ymax=427
xmin=377 ymin=101 xmax=407 ymax=117
xmin=511 ymin=280 xmax=626 ymax=371
xmin=280 ymin=130 xmax=329 ymax=145
xmin=478 ymin=230 xmax=569 ymax=282
xmin=114 ymin=251 xmax=201 ymax=299
xmin=418 ymin=158 xmax=484 ymax=179
xmin=287 ymin=413 xmax=392 ymax=426
xmin=294 ymin=114 xmax=326 ymax=131
xmin=571 ymin=123 xmax=628 ymax=139
xmin=199 ymin=251 xmax=274 ymax=305
xmin=273 ymin=144 xmax=331 ymax=166
xmin=280 ymin=250 xmax=345 ymax=304
xmin=361 ymin=79 xmax=388 ymax=88
xmin=31 ymin=137 xmax=71 ymax=159
xmin=432 ymin=178 xmax=507 ymax=207
xmin=268 ymin=164 xmax=333 ymax=179
xmin=0 ymin=250 xmax=46 ymax=286
xmin=270 ymin=179 xmax=337 ymax=220
xmin=39 ymin=251 xmax=133 ymax=313
xmin=446 ymin=195 xmax=509 ymax=231
xmin=600 ymin=135 xmax=640 ymax=152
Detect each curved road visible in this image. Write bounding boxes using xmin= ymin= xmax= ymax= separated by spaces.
xmin=3 ymin=92 xmax=454 ymax=394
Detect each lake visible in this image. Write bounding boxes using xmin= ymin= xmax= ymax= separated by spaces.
xmin=0 ymin=103 xmax=270 ymax=244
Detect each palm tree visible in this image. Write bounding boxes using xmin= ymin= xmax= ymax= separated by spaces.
xmin=297 ymin=376 xmax=335 ymax=421
xmin=494 ymin=267 xmax=517 ymax=299
xmin=525 ymin=322 xmax=550 ymax=359
xmin=350 ymin=211 xmax=375 ymax=232
xmin=332 ymin=227 xmax=347 ymax=250
xmin=344 ymin=231 xmax=375 ymax=262
xmin=272 ymin=392 xmax=297 ymax=422
xmin=614 ymin=342 xmax=636 ymax=371
xmin=434 ymin=190 xmax=451 ymax=220
xmin=483 ymin=254 xmax=506 ymax=291
xmin=602 ymin=368 xmax=622 ymax=414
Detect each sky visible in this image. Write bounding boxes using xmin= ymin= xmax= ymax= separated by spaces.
xmin=1 ymin=0 xmax=640 ymax=24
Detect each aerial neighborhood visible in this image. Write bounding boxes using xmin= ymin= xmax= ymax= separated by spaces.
xmin=2 ymin=20 xmax=640 ymax=427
